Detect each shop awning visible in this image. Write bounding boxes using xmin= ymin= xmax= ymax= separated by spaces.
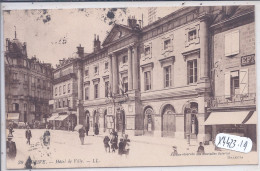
xmin=47 ymin=113 xmax=59 ymax=121
xmin=204 ymin=111 xmax=250 ymax=125
xmin=244 ymin=111 xmax=257 ymax=124
xmin=7 ymin=113 xmax=20 ymax=120
xmin=55 ymin=114 xmax=69 ymax=121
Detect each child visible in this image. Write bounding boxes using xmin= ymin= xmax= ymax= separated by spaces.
xmin=103 ymin=136 xmax=110 ymax=153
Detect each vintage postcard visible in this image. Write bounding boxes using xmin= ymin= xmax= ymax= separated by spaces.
xmin=2 ymin=3 xmax=258 ymax=169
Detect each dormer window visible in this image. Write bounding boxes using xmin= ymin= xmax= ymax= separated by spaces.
xmin=188 ymin=30 xmax=197 ymax=41
xmin=145 ymin=47 xmax=151 ymax=56
xmin=164 ymin=39 xmax=171 ymax=50
xmin=123 ymin=56 xmax=128 ymax=64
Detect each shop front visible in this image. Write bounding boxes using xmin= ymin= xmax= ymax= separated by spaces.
xmin=204 ymin=110 xmax=257 ymax=151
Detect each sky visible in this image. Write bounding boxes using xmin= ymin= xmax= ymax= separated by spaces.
xmin=3 ymin=7 xmax=180 ymax=67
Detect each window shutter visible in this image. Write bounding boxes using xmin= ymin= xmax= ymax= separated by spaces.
xmin=232 ymin=30 xmax=239 ymax=55
xmin=224 ymin=72 xmax=231 ymax=98
xmin=239 ymin=68 xmax=248 ymax=95
xmin=225 ymin=33 xmax=232 ymax=56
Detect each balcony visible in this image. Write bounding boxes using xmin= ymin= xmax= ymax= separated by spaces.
xmin=207 ymin=93 xmax=256 ymax=109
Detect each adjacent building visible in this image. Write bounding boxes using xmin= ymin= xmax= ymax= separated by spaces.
xmin=5 ymin=34 xmax=53 ymax=126
xmin=49 ymin=56 xmax=82 ymax=130
xmin=205 ymin=6 xmax=256 ymax=149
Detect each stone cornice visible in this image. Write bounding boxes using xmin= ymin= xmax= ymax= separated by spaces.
xmin=141 ymin=89 xmax=198 ymax=101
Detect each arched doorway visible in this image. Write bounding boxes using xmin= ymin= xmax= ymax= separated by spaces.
xmin=184 ymin=102 xmax=198 ymax=139
xmin=93 ymin=110 xmax=99 ymax=129
xmin=116 ymin=108 xmax=125 ymax=134
xmin=162 ymin=104 xmax=176 ymax=137
xmin=85 ymin=110 xmax=90 ymax=131
xmin=144 ymin=107 xmax=154 ymax=135
xmin=103 ymin=109 xmax=107 ymax=132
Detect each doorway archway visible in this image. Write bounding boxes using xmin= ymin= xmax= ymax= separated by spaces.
xmin=184 ymin=102 xmax=198 ymax=139
xmin=116 ymin=108 xmax=125 ymax=134
xmin=144 ymin=107 xmax=154 ymax=135
xmin=162 ymin=104 xmax=176 ymax=137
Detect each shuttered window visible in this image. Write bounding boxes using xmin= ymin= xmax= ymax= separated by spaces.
xmin=225 ymin=30 xmax=239 ymax=56
xmin=239 ymin=68 xmax=249 ymax=95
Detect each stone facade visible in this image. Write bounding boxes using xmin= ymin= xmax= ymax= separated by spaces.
xmin=5 ymin=36 xmax=53 ymax=125
xmin=207 ymin=6 xmax=256 ymax=150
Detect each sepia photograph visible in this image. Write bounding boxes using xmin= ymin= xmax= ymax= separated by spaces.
xmin=2 ymin=3 xmax=258 ymax=169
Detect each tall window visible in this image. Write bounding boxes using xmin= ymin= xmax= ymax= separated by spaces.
xmin=144 ymin=71 xmax=151 ymax=91
xmin=231 ymin=70 xmax=240 ymax=96
xmin=12 ymin=103 xmax=19 ymax=111
xmin=94 ymin=66 xmax=98 ymax=74
xmin=94 ymin=84 xmax=99 ymax=99
xmin=85 ymin=87 xmax=89 ymax=100
xmin=59 ymin=86 xmax=61 ymax=95
xmin=68 ymin=83 xmax=70 ymax=93
xmin=55 ymin=87 xmax=57 ymax=96
xmin=58 ymin=100 xmax=61 ymax=108
xmin=67 ymin=99 xmax=70 ymax=107
xmin=187 ymin=59 xmax=197 ymax=84
xmin=63 ymin=100 xmax=65 ymax=107
xmin=13 ymin=73 xmax=18 ymax=81
xmin=105 ymin=81 xmax=109 ymax=97
xmin=123 ymin=77 xmax=128 ymax=92
xmin=105 ymin=62 xmax=109 ymax=70
xmin=31 ymin=77 xmax=35 ymax=86
xmin=123 ymin=56 xmax=128 ymax=63
xmin=85 ymin=70 xmax=89 ymax=77
xmin=188 ymin=30 xmax=197 ymax=41
xmin=24 ymin=74 xmax=28 ymax=82
xmin=63 ymin=85 xmax=66 ymax=94
xmin=145 ymin=47 xmax=151 ymax=56
xmin=164 ymin=39 xmax=171 ymax=50
xmin=225 ymin=30 xmax=239 ymax=56
xmin=164 ymin=66 xmax=171 ymax=88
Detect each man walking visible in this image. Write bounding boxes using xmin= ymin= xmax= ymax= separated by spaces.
xmin=78 ymin=127 xmax=86 ymax=145
xmin=6 ymin=134 xmax=17 ymax=160
xmin=25 ymin=127 xmax=32 ymax=145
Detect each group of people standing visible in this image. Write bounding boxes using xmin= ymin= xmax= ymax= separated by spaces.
xmin=103 ymin=129 xmax=130 ymax=156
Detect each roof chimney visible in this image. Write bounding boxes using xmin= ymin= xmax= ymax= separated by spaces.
xmin=77 ymin=44 xmax=84 ymax=58
xmin=94 ymin=34 xmax=101 ymax=52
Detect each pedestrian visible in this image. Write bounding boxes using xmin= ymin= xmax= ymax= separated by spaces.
xmin=110 ymin=133 xmax=117 ymax=153
xmin=85 ymin=124 xmax=89 ymax=136
xmin=94 ymin=123 xmax=99 ymax=135
xmin=78 ymin=127 xmax=86 ymax=145
xmin=43 ymin=128 xmax=51 ymax=146
xmin=103 ymin=136 xmax=110 ymax=153
xmin=6 ymin=134 xmax=17 ymax=160
xmin=171 ymin=146 xmax=178 ymax=156
xmin=8 ymin=123 xmax=14 ymax=136
xmin=123 ymin=134 xmax=130 ymax=156
xmin=197 ymin=142 xmax=205 ymax=155
xmin=118 ymin=138 xmax=124 ymax=155
xmin=25 ymin=127 xmax=32 ymax=145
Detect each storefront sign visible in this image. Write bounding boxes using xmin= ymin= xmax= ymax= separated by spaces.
xmin=126 ymin=116 xmax=135 ymax=130
xmin=241 ymin=54 xmax=255 ymax=66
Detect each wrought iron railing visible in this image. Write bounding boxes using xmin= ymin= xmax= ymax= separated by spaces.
xmin=206 ymin=93 xmax=256 ymax=108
